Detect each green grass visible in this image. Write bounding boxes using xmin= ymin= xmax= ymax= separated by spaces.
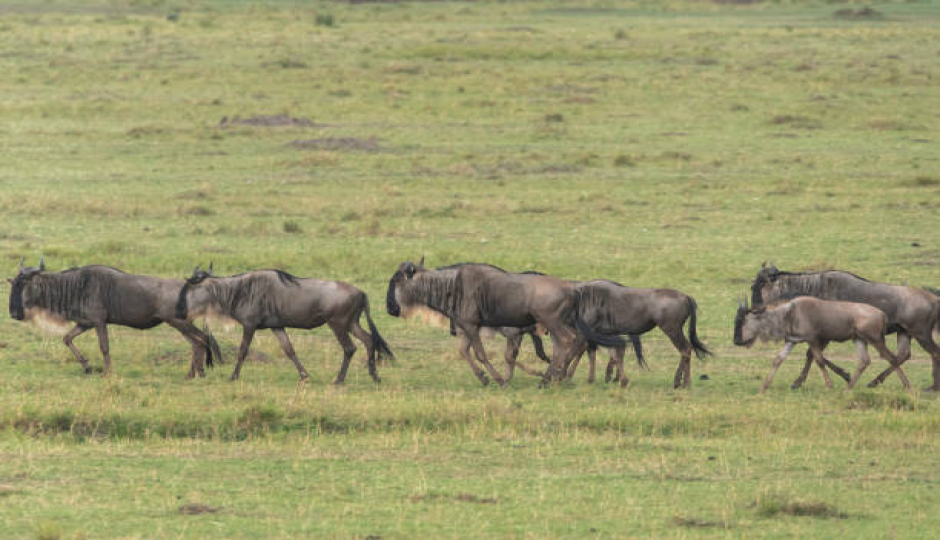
xmin=1 ymin=0 xmax=939 ymax=537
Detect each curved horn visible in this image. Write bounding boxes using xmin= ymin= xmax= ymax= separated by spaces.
xmin=418 ymin=255 xmax=424 ymax=267
xmin=18 ymin=257 xmax=24 ymax=271
xmin=39 ymin=254 xmax=45 ymax=271
xmin=208 ymin=261 xmax=214 ymax=273
xmin=193 ymin=264 xmax=200 ymax=274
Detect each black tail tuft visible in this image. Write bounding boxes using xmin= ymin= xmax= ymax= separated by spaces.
xmin=202 ymin=322 xmax=223 ymax=367
xmin=629 ymin=334 xmax=648 ymax=370
xmin=687 ymin=297 xmax=712 ymax=359
xmin=364 ymin=297 xmax=395 ymax=366
xmin=576 ymin=318 xmax=626 ymax=350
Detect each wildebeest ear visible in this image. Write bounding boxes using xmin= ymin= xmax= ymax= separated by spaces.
xmin=761 ymin=260 xmax=767 ymax=269
xmin=404 ymin=263 xmax=415 ymax=278
xmin=18 ymin=257 xmax=24 ymax=272
xmin=418 ymin=255 xmax=424 ymax=267
xmin=208 ymin=261 xmax=214 ymax=274
xmin=39 ymin=254 xmax=45 ymax=271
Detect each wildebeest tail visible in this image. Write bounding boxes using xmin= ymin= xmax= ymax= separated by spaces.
xmin=576 ymin=318 xmax=626 ymax=349
xmin=364 ymin=296 xmax=395 ymax=365
xmin=629 ymin=333 xmax=648 ymax=370
xmin=687 ymin=296 xmax=712 ymax=359
xmin=202 ymin=322 xmax=223 ymax=367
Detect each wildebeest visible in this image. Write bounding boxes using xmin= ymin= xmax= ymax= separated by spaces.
xmin=751 ymin=263 xmax=940 ymax=391
xmin=734 ymin=296 xmax=910 ymax=392
xmin=386 ymin=260 xmax=624 ymax=387
xmin=175 ymin=266 xmax=393 ymax=383
xmin=571 ymin=280 xmax=711 ymax=388
xmin=8 ymin=257 xmax=221 ymax=377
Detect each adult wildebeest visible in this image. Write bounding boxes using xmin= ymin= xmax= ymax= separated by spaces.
xmin=8 ymin=257 xmax=221 ymax=377
xmin=175 ymin=266 xmax=393 ymax=383
xmin=571 ymin=280 xmax=711 ymax=388
xmin=386 ymin=260 xmax=624 ymax=387
xmin=751 ymin=263 xmax=940 ymax=391
xmin=733 ymin=296 xmax=910 ymax=392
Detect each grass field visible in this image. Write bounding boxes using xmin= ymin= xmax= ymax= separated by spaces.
xmin=1 ymin=0 xmax=938 ymax=537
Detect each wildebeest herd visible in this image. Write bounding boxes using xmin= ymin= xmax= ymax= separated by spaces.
xmin=7 ymin=257 xmax=940 ymax=392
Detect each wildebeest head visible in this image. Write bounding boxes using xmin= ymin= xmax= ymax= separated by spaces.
xmin=8 ymin=256 xmax=46 ymax=320
xmin=176 ymin=263 xmax=217 ymax=320
xmin=734 ymin=296 xmax=790 ymax=347
xmin=750 ymin=261 xmax=780 ymax=307
xmin=385 ymin=257 xmax=427 ymax=317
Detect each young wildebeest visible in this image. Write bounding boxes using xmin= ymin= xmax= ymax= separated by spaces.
xmin=751 ymin=263 xmax=940 ymax=391
xmin=733 ymin=296 xmax=910 ymax=393
xmin=8 ymin=257 xmax=221 ymax=377
xmin=386 ymin=261 xmax=624 ymax=387
xmin=175 ymin=267 xmax=392 ymax=383
xmin=569 ymin=280 xmax=711 ymax=388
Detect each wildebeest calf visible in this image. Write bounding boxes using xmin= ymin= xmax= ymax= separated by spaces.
xmin=733 ymin=296 xmax=909 ymax=393
xmin=176 ymin=267 xmax=392 ymax=383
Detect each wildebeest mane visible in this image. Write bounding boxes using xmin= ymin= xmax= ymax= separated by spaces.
xmin=205 ymin=272 xmax=288 ymax=316
xmin=434 ymin=262 xmax=507 ymax=273
xmin=402 ymin=269 xmax=463 ymax=318
xmin=229 ymin=269 xmax=299 ymax=286
xmin=575 ymin=283 xmax=621 ymax=334
xmin=24 ymin=269 xmax=127 ymax=321
xmin=752 ymin=269 xmax=875 ymax=305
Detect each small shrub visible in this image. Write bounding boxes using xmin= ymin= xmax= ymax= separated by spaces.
xmin=283 ymin=221 xmax=303 ymax=234
xmin=544 ymin=113 xmax=564 ymax=123
xmin=315 ymin=13 xmax=335 ymax=27
xmin=614 ymin=155 xmax=636 ymax=167
xmin=755 ymin=492 xmax=848 ymax=519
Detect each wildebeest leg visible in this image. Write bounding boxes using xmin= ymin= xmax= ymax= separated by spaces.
xmin=792 ymin=342 xmax=849 ymax=389
xmin=326 ymin=323 xmax=355 ymax=385
xmin=349 ymin=320 xmax=381 ymax=383
xmin=912 ymin=336 xmax=940 ymax=392
xmin=611 ymin=346 xmax=629 ymax=388
xmin=272 ymin=328 xmax=310 ymax=383
xmin=457 ymin=333 xmax=489 ymax=386
xmin=662 ymin=326 xmax=693 ymax=389
xmin=563 ymin=340 xmax=590 ymax=382
xmin=791 ymin=348 xmax=815 ymax=389
xmin=166 ymin=320 xmax=207 ymax=379
xmin=540 ymin=324 xmax=576 ymax=387
xmin=760 ymin=341 xmax=795 ymax=393
xmin=912 ymin=334 xmax=940 ymax=391
xmin=502 ymin=332 xmax=523 ymax=382
xmin=230 ymin=326 xmax=256 ymax=381
xmin=94 ymin=324 xmax=112 ymax=376
xmin=810 ymin=343 xmax=833 ymax=389
xmin=848 ymin=339 xmax=872 ymax=390
xmin=868 ymin=332 xmax=912 ymax=387
xmin=870 ymin=336 xmax=910 ymax=390
xmin=529 ymin=333 xmax=551 ymax=364
xmin=62 ymin=324 xmax=92 ymax=374
xmin=465 ymin=327 xmax=506 ymax=386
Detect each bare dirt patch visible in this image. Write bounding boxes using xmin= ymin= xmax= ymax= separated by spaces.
xmin=833 ymin=7 xmax=884 ymax=20
xmin=221 ymin=115 xmax=318 ymax=128
xmin=178 ymin=503 xmax=221 ymax=515
xmin=288 ymin=137 xmax=381 ymax=152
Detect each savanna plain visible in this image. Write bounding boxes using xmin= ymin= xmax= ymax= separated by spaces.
xmin=0 ymin=0 xmax=938 ymax=538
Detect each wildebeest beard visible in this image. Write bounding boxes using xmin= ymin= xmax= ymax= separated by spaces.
xmin=8 ymin=277 xmax=27 ymax=320
xmin=19 ymin=268 xmax=125 ymax=321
